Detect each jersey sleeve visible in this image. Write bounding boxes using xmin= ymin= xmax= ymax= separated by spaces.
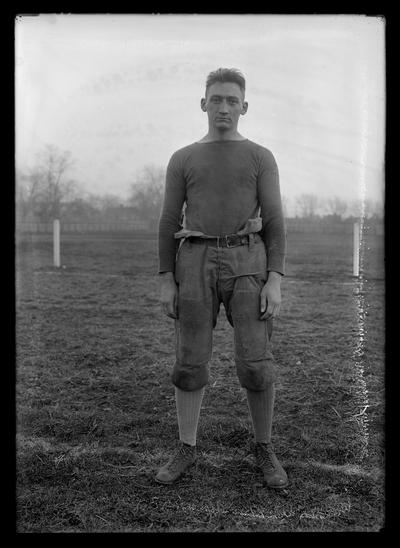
xmin=257 ymin=148 xmax=287 ymax=276
xmin=158 ymin=150 xmax=187 ymax=273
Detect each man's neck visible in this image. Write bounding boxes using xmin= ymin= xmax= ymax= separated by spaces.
xmin=198 ymin=129 xmax=246 ymax=143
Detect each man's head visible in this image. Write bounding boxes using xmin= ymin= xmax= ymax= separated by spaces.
xmin=205 ymin=67 xmax=246 ymax=99
xmin=201 ymin=68 xmax=248 ymax=134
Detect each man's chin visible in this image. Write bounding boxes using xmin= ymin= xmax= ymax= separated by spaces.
xmin=215 ymin=123 xmax=231 ymax=131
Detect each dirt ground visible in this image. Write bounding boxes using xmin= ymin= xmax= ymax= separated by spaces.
xmin=15 ymin=230 xmax=385 ymax=532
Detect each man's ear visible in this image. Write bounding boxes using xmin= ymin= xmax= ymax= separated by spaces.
xmin=200 ymin=98 xmax=207 ymax=112
xmin=241 ymin=101 xmax=248 ymax=115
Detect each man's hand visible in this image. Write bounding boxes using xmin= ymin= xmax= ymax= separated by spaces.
xmin=159 ymin=272 xmax=178 ymax=319
xmin=260 ymin=271 xmax=282 ymax=321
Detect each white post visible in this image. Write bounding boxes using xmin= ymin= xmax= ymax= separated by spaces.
xmin=53 ymin=219 xmax=61 ymax=268
xmin=353 ymin=222 xmax=360 ymax=277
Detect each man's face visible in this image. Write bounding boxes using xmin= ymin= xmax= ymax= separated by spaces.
xmin=201 ymin=82 xmax=248 ymax=132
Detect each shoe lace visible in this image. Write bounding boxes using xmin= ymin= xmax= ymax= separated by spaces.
xmin=255 ymin=442 xmax=276 ymax=470
xmin=168 ymin=444 xmax=194 ymax=473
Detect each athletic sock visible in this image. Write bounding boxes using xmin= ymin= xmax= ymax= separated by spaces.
xmin=246 ymin=383 xmax=275 ymax=444
xmin=175 ymin=386 xmax=205 ymax=446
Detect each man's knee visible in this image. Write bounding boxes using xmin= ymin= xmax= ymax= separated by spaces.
xmin=171 ymin=362 xmax=209 ymax=391
xmin=236 ymin=358 xmax=278 ymax=390
xmin=234 ymin=323 xmax=277 ymax=390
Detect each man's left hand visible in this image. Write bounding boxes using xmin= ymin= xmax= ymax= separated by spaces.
xmin=260 ymin=272 xmax=282 ymax=320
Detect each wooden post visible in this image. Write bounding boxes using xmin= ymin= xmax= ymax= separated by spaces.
xmin=353 ymin=222 xmax=360 ymax=277
xmin=53 ymin=219 xmax=61 ymax=268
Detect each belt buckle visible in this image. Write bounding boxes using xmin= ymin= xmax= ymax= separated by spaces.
xmin=225 ymin=235 xmax=235 ymax=248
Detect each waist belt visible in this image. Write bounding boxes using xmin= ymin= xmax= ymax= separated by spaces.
xmin=188 ymin=233 xmax=259 ymax=248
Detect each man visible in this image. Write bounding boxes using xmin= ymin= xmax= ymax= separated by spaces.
xmin=156 ymin=67 xmax=288 ymax=489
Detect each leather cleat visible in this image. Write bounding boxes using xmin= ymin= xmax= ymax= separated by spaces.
xmin=252 ymin=441 xmax=289 ymax=489
xmin=155 ymin=442 xmax=197 ymax=484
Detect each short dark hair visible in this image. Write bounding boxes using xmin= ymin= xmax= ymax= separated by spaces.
xmin=205 ymin=68 xmax=246 ymax=96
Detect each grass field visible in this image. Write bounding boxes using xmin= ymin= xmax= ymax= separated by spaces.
xmin=15 ymin=230 xmax=385 ymax=532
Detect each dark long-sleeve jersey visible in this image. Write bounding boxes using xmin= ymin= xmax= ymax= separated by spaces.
xmin=158 ymin=139 xmax=286 ymax=275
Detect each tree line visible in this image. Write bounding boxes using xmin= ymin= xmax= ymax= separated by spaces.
xmin=16 ymin=145 xmax=383 ymax=231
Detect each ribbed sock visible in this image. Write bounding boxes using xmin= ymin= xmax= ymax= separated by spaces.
xmin=175 ymin=386 xmax=205 ymax=446
xmin=246 ymin=383 xmax=275 ymax=443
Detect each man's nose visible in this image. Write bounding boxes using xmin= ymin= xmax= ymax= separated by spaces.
xmin=218 ymin=100 xmax=229 ymax=113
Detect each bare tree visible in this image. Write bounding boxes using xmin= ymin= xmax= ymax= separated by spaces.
xmin=128 ymin=164 xmax=165 ymax=229
xmin=325 ymin=196 xmax=348 ymax=219
xmin=296 ymin=193 xmax=319 ymax=218
xmin=62 ymin=197 xmax=99 ymax=223
xmin=19 ymin=145 xmax=76 ymax=222
xmin=86 ymin=193 xmax=125 ymax=212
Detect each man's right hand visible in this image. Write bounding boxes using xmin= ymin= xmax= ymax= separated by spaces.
xmin=159 ymin=272 xmax=178 ymax=319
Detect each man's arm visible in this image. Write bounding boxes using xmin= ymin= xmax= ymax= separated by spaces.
xmin=158 ymin=151 xmax=186 ymax=319
xmin=257 ymin=148 xmax=286 ymax=320
xmin=257 ymin=148 xmax=287 ymax=277
xmin=158 ymin=150 xmax=186 ymax=274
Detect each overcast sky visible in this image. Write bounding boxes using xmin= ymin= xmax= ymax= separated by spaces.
xmin=15 ymin=14 xmax=385 ymax=212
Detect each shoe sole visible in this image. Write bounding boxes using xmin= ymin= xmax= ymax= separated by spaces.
xmin=265 ymin=480 xmax=289 ymax=490
xmin=155 ymin=477 xmax=178 ymax=485
xmin=155 ymin=466 xmax=195 ymax=485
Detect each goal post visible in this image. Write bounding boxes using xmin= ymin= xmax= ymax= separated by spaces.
xmin=53 ymin=219 xmax=61 ymax=268
xmin=353 ymin=222 xmax=360 ymax=277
